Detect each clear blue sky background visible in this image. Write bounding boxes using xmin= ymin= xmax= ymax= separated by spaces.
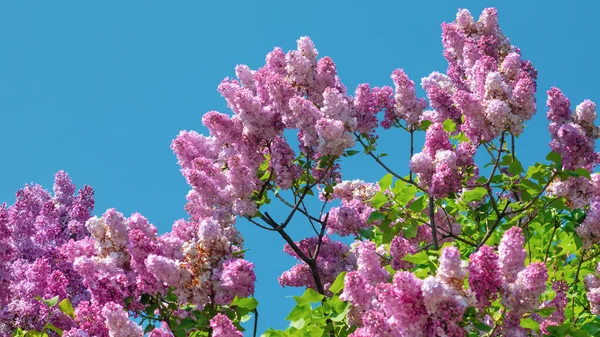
xmin=1 ymin=1 xmax=598 ymax=334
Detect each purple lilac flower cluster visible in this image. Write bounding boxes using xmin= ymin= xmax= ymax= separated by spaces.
xmin=423 ymin=8 xmax=537 ymax=144
xmin=0 ymin=172 xmax=256 ymax=336
xmin=340 ymin=227 xmax=549 ymax=337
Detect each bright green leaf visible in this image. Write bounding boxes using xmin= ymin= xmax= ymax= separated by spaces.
xmin=294 ymin=288 xmax=324 ymax=305
xmin=402 ymin=251 xmax=430 ymax=265
xmin=231 ymin=296 xmax=259 ymax=311
xmin=329 ymin=272 xmax=347 ymax=294
xmin=379 ymin=174 xmax=393 ymax=191
xmin=520 ymin=318 xmax=540 ymax=332
xmin=461 ymin=187 xmax=487 ymax=203
xmin=36 ymin=295 xmax=59 ymax=307
xmin=58 ymin=298 xmax=75 ymax=319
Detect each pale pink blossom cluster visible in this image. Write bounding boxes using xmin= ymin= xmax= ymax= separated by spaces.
xmin=576 ymin=197 xmax=600 ymax=246
xmin=278 ymin=236 xmax=356 ymax=291
xmin=326 ymin=180 xmax=379 ymax=236
xmin=585 ymin=264 xmax=600 ymax=316
xmin=547 ymin=174 xmax=600 ymax=210
xmin=342 ymin=227 xmax=549 ymax=336
xmin=420 ymin=8 xmax=538 ymax=144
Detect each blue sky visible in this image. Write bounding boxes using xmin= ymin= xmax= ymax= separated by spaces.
xmin=1 ymin=0 xmax=598 ymax=334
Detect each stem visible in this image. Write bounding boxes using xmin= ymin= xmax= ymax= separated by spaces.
xmin=354 ymin=133 xmax=424 ymax=192
xmin=252 ymin=309 xmax=259 ymax=337
xmin=544 ymin=221 xmax=559 ymax=263
xmin=409 ymin=128 xmax=415 ymax=181
xmin=429 ymin=196 xmax=438 ymax=250
xmin=572 ymin=250 xmax=587 ymax=323
xmin=511 ymin=134 xmax=515 ymax=162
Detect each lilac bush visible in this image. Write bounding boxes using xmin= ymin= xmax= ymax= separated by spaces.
xmin=3 ymin=7 xmax=600 ymax=337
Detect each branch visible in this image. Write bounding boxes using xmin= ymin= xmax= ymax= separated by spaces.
xmin=429 ymin=196 xmax=438 ymax=250
xmin=354 ymin=133 xmax=424 ymax=192
xmin=252 ymin=309 xmax=259 ymax=337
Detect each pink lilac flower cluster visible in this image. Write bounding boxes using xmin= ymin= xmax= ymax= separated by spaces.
xmin=209 ymin=314 xmax=243 ymax=337
xmin=278 ymin=236 xmax=356 ymax=291
xmin=546 ymin=88 xmax=600 ymax=171
xmin=535 ymin=281 xmax=568 ymax=335
xmin=0 ymin=171 xmax=94 ymax=334
xmin=547 ymin=173 xmax=600 ymax=210
xmin=172 ymin=36 xmax=428 ymax=220
xmin=342 ymin=244 xmax=473 ymax=337
xmin=576 ymin=197 xmax=600 ymax=246
xmin=410 ymin=123 xmax=478 ymax=197
xmin=421 ymin=8 xmax=538 ymax=144
xmin=0 ymin=172 xmax=254 ymax=337
xmin=584 ymin=263 xmax=600 ymax=316
xmin=325 ymin=180 xmax=379 ymax=236
xmin=341 ymin=227 xmax=548 ymax=337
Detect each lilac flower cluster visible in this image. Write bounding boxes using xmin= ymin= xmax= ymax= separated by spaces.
xmin=410 ymin=123 xmax=478 ymax=197
xmin=171 ymin=36 xmax=429 ymax=222
xmin=547 ymin=174 xmax=600 ymax=210
xmin=279 ymin=236 xmax=356 ymax=292
xmin=342 ymin=227 xmax=549 ymax=336
xmin=585 ymin=264 xmax=600 ymax=316
xmin=421 ymin=8 xmax=538 ymax=144
xmin=326 ymin=180 xmax=379 ymax=236
xmin=546 ymin=88 xmax=600 ymax=171
xmin=1 ymin=172 xmax=255 ymax=336
xmin=0 ymin=171 xmax=94 ymax=334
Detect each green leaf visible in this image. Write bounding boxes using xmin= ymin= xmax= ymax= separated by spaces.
xmin=408 ymin=195 xmax=426 ymax=212
xmin=520 ymin=317 xmax=540 ymax=332
xmin=57 ymin=298 xmax=76 ymax=319
xmin=289 ymin=318 xmax=305 ymax=329
xmin=508 ymin=159 xmax=524 ymax=175
xmin=379 ymin=174 xmax=393 ymax=191
xmin=344 ymin=150 xmax=360 ymax=156
xmin=329 ymin=272 xmax=347 ymax=294
xmin=23 ymin=332 xmax=48 ymax=337
xmin=260 ymin=329 xmax=286 ymax=337
xmin=420 ymin=120 xmax=432 ymax=130
xmin=371 ymin=192 xmax=388 ymax=210
xmin=574 ymin=168 xmax=592 ymax=179
xmin=581 ymin=322 xmax=600 ymax=335
xmin=402 ymin=251 xmax=430 ymax=265
xmin=36 ymin=295 xmax=59 ymax=307
xmin=473 ymin=320 xmax=492 ymax=332
xmin=294 ymin=288 xmax=324 ymax=305
xmin=42 ymin=324 xmax=62 ymax=335
xmin=285 ymin=304 xmax=310 ymax=321
xmin=403 ymin=220 xmax=419 ymax=239
xmin=443 ymin=119 xmax=457 ymax=133
xmin=144 ymin=324 xmax=156 ymax=334
xmin=546 ymin=151 xmax=562 ymax=167
xmin=231 ymin=296 xmax=259 ymax=311
xmin=535 ymin=306 xmax=557 ymax=317
xmin=367 ymin=212 xmax=385 ymax=223
xmin=461 ymin=187 xmax=487 ymax=203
